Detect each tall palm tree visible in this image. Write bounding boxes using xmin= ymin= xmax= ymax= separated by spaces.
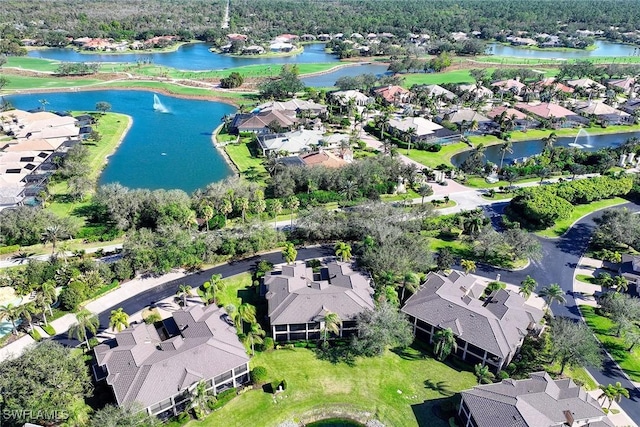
xmin=270 ymin=199 xmax=282 ymax=230
xmin=39 ymin=98 xmax=49 ymax=111
xmin=285 ymin=195 xmax=300 ymax=229
xmin=613 ymin=275 xmax=629 ymax=293
xmin=321 ymin=311 xmax=341 ymax=343
xmin=190 ymin=380 xmax=210 ymax=419
xmin=16 ymin=302 xmax=36 ymax=332
xmin=201 ymin=204 xmax=214 ymax=231
xmin=400 ymin=272 xmax=420 ymax=301
xmin=42 ymin=224 xmax=68 ymax=256
xmin=599 ymin=382 xmax=630 ymax=410
xmin=237 ymin=303 xmax=257 ymax=326
xmin=498 ymin=140 xmax=513 ymax=170
xmin=434 ymin=327 xmax=457 ymax=361
xmin=198 ymin=274 xmax=224 ymax=305
xmin=404 ymin=126 xmax=417 ymax=154
xmin=109 ymin=308 xmax=129 ymax=332
xmin=334 ymin=241 xmax=352 ymax=262
xmin=69 ymin=309 xmax=99 ymax=349
xmin=474 ymin=363 xmax=495 ymax=384
xmin=0 ymin=303 xmax=21 ymax=335
xmin=542 ymin=132 xmax=557 ymax=153
xmin=34 ymin=292 xmax=52 ymax=327
xmin=243 ymin=322 xmax=266 ymax=355
xmin=461 ymin=259 xmax=476 ymax=274
xmin=176 ymin=284 xmax=193 ymax=307
xmin=519 ymin=276 xmax=538 ymax=300
xmin=235 ymin=197 xmax=249 ymax=223
xmin=225 ymin=304 xmax=242 ymax=330
xmin=539 ymin=283 xmax=566 ymax=308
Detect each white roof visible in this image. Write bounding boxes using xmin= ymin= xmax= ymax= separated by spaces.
xmin=389 ymin=117 xmax=443 ymax=136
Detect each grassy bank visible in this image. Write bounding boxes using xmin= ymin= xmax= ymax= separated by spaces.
xmin=5 ymin=56 xmax=60 ymax=72
xmin=223 ymin=142 xmax=269 ymax=183
xmin=404 ymin=142 xmax=469 ymax=168
xmin=536 ymin=197 xmax=628 ymax=238
xmin=1 ymin=74 xmax=102 ymax=90
xmin=46 ymin=112 xmax=130 ymax=226
xmin=580 ymin=305 xmax=640 ymax=382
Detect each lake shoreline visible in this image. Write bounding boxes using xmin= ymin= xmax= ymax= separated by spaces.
xmin=211 ymin=124 xmax=241 ymax=177
xmin=102 ymin=113 xmax=133 ymax=175
xmin=3 ymin=84 xmax=244 ymax=107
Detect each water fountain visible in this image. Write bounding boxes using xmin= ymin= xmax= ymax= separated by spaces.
xmin=153 ymin=94 xmax=169 ymax=113
xmin=569 ymin=128 xmax=591 ymax=148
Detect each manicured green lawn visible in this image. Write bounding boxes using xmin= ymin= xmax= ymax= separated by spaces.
xmin=536 ymin=197 xmax=628 ymax=238
xmin=194 ymin=346 xmax=476 ymax=427
xmin=1 ymin=74 xmax=102 ymax=90
xmin=580 ymin=305 xmax=640 ymax=382
xmin=5 ymin=56 xmax=60 ymax=72
xmin=401 ymin=70 xmax=481 ymax=87
xmin=463 ymin=175 xmax=541 ymax=189
xmin=404 ymin=142 xmax=469 ymax=168
xmin=223 ymin=142 xmax=269 ymax=183
xmin=217 ymin=273 xmax=254 ymax=307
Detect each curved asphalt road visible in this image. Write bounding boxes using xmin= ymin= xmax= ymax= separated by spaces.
xmin=478 ymin=201 xmax=640 ymax=422
xmin=50 ymin=202 xmax=640 ymax=422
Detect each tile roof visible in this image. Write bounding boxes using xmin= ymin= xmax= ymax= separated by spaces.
xmin=389 ymin=117 xmax=443 ymax=136
xmin=573 ymin=102 xmax=629 ymax=117
xmin=94 ymin=305 xmax=248 ymax=408
xmin=515 ymin=102 xmax=576 ymax=119
xmin=461 ymin=372 xmax=613 ymax=427
xmin=265 ymin=261 xmax=375 ymax=325
xmin=486 ymin=106 xmax=528 ymax=120
xmin=234 ymin=110 xmax=297 ymax=131
xmin=374 ymin=85 xmax=411 ymax=103
xmin=401 ymin=271 xmax=543 ymax=358
xmin=446 ymin=108 xmax=492 ymax=124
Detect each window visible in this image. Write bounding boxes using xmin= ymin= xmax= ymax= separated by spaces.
xmin=214 ymin=370 xmax=233 ymax=384
xmin=234 ymin=364 xmax=248 ymax=376
xmin=275 ymin=325 xmax=287 ymax=332
xmin=290 ymin=323 xmax=306 ymax=331
xmin=307 ymin=322 xmax=320 ymax=330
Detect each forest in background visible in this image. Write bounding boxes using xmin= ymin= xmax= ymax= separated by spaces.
xmin=3 ymin=0 xmax=640 ymax=43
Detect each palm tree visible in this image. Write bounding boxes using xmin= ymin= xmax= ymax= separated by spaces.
xmin=16 ymin=302 xmax=36 ymax=332
xmin=613 ymin=275 xmax=629 ymax=293
xmin=400 ymin=272 xmax=420 ymax=301
xmin=539 ymin=283 xmax=566 ymax=308
xmin=282 ymin=242 xmax=297 ymax=264
xmin=434 ymin=327 xmax=457 ymax=361
xmin=542 ymin=132 xmax=557 ymax=153
xmin=0 ymin=303 xmax=21 ymax=335
xmin=285 ymin=195 xmax=300 ymax=229
xmin=341 ymin=180 xmax=359 ymax=201
xmin=418 ymin=184 xmax=433 ymax=205
xmin=42 ymin=224 xmax=68 ymax=256
xmin=404 ymin=126 xmax=417 ymax=154
xmin=198 ymin=274 xmax=224 ymax=305
xmin=237 ymin=303 xmax=257 ymax=326
xmin=461 ymin=259 xmax=476 ymax=274
xmin=235 ymin=197 xmax=249 ymax=223
xmin=69 ymin=309 xmax=99 ymax=349
xmin=519 ymin=276 xmax=537 ymax=299
xmin=225 ymin=304 xmax=242 ymax=330
xmin=243 ymin=322 xmax=266 ymax=355
xmin=321 ymin=311 xmax=341 ymax=343
xmin=498 ymin=140 xmax=513 ymax=170
xmin=334 ymin=241 xmax=352 ymax=262
xmin=190 ymin=380 xmax=210 ymax=419
xmin=599 ymin=382 xmax=629 ymax=410
xmin=39 ymin=98 xmax=49 ymax=111
xmin=270 ymin=199 xmax=282 ymax=230
xmin=34 ymin=292 xmax=52 ymax=327
xmin=176 ymin=284 xmax=193 ymax=307
xmin=109 ymin=308 xmax=129 ymax=332
xmin=474 ymin=363 xmax=495 ymax=384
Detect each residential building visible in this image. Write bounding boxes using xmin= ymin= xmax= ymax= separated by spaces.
xmin=458 ymin=84 xmax=494 ymax=99
xmin=515 ymin=102 xmax=588 ymax=126
xmin=487 ymin=106 xmax=538 ymax=130
xmin=567 ymin=78 xmax=606 ymax=92
xmin=374 ymin=85 xmax=412 ymax=105
xmin=607 ymin=77 xmax=636 ymax=96
xmin=417 ymin=84 xmax=457 ymax=102
xmin=618 ymin=254 xmax=640 ymax=296
xmin=94 ymin=305 xmax=250 ymax=419
xmin=388 ymin=116 xmax=458 ymax=142
xmin=573 ymin=101 xmax=631 ymax=125
xmin=264 ymin=260 xmax=375 ymax=342
xmin=491 ymin=79 xmax=527 ymax=97
xmin=256 ymin=99 xmax=327 ymax=117
xmin=330 ymin=90 xmax=373 ymax=107
xmin=256 ymin=129 xmax=327 ymax=156
xmin=401 ymin=271 xmax=544 ymax=371
xmin=230 ymin=110 xmax=297 ymax=134
xmin=459 ymin=372 xmax=613 ymax=427
xmin=439 ymin=109 xmax=493 ymax=133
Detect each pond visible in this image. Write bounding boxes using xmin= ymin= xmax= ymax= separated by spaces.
xmin=302 ymin=63 xmax=390 ymax=88
xmin=27 ymin=42 xmax=340 ymax=71
xmin=450 ymin=131 xmax=640 ymax=167
xmin=6 ymin=91 xmax=236 ymax=193
xmin=305 ymin=419 xmax=366 ymax=427
xmin=486 ymin=40 xmax=640 ymax=59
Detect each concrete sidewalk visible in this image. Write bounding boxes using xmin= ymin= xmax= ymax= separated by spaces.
xmin=0 ymin=271 xmax=186 ymax=362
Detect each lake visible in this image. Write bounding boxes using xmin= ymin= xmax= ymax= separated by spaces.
xmin=487 ymin=40 xmax=640 ymax=59
xmin=6 ymin=91 xmax=236 ymax=193
xmin=450 ymin=131 xmax=640 ymax=167
xmin=27 ymin=42 xmax=340 ymax=71
xmin=302 ymin=63 xmax=390 ymax=87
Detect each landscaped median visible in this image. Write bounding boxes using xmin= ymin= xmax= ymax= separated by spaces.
xmin=536 ymin=197 xmax=628 ymax=238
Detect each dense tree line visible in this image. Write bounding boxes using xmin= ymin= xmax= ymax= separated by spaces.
xmin=4 ymin=0 xmax=640 ymax=48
